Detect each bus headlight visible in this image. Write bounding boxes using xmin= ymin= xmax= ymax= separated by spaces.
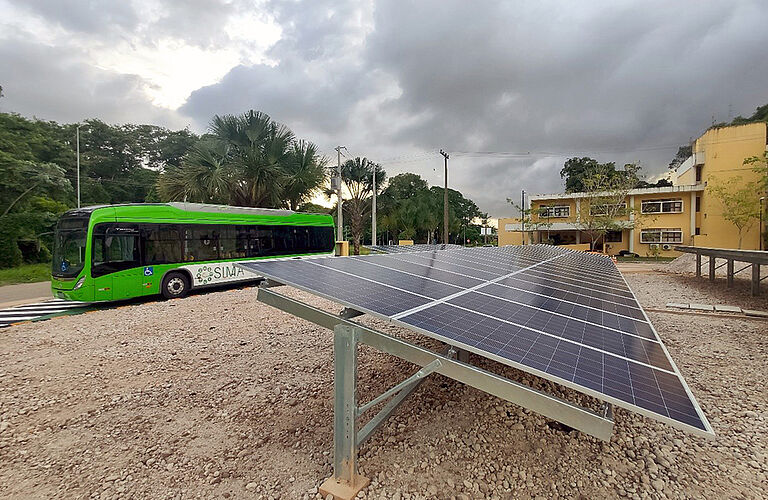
xmin=73 ymin=276 xmax=86 ymax=290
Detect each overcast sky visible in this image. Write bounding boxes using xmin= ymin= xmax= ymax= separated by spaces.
xmin=2 ymin=0 xmax=767 ymax=217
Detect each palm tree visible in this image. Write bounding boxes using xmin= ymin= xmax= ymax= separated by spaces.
xmin=340 ymin=157 xmax=386 ymax=254
xmin=157 ymin=139 xmax=231 ymax=203
xmin=157 ymin=110 xmax=325 ymax=210
xmin=282 ymin=141 xmax=328 ymax=210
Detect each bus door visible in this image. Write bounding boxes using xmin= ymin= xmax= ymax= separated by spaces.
xmin=91 ymin=223 xmax=143 ymax=301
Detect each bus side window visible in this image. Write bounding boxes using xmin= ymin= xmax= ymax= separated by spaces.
xmin=252 ymin=226 xmax=274 ymax=256
xmin=274 ymin=226 xmax=294 ymax=255
xmin=92 ymin=223 xmax=140 ymax=277
xmin=184 ymin=225 xmax=219 ymax=262
xmin=309 ymin=226 xmax=333 ymax=252
xmin=294 ymin=227 xmax=310 ymax=253
xmin=142 ymin=224 xmax=182 ymax=265
xmin=218 ymin=227 xmax=237 ymax=259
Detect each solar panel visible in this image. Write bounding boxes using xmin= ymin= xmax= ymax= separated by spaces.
xmin=367 ymin=243 xmax=464 ymax=254
xmin=241 ymin=245 xmax=713 ymax=436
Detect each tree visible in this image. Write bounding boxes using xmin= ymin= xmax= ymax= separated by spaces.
xmin=744 ymin=152 xmax=768 ymax=248
xmin=430 ymin=186 xmax=482 ymax=243
xmin=506 ymin=198 xmax=553 ymax=244
xmin=668 ymin=144 xmax=692 ymax=170
xmin=716 ymin=102 xmax=768 ymax=128
xmin=708 ymin=176 xmax=762 ymax=249
xmin=560 ymin=157 xmax=617 ymax=193
xmin=376 ymin=173 xmax=482 ymax=245
xmin=573 ymin=163 xmax=640 ymax=251
xmin=283 ymin=140 xmax=328 ymax=211
xmin=297 ymin=202 xmax=330 ymax=214
xmin=156 ymin=110 xmax=326 ymax=210
xmin=634 ymin=177 xmax=673 ymax=188
xmin=0 ymin=111 xmax=199 ymax=267
xmin=0 ymin=157 xmax=71 ymax=217
xmin=339 ymin=157 xmax=385 ymax=255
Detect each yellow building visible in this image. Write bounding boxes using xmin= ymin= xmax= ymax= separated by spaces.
xmin=499 ymin=122 xmax=767 ymax=256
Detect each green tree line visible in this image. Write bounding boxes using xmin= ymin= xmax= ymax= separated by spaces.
xmin=0 ymin=109 xmax=488 ymax=267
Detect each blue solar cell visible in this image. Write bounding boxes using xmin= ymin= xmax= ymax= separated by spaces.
xmin=242 ymin=245 xmax=712 ymax=435
xmin=242 ymin=259 xmax=431 ymax=317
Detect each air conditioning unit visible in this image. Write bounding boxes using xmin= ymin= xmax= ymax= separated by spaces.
xmin=662 ymin=244 xmax=672 ymax=251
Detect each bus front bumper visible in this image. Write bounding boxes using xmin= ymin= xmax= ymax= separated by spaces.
xmin=51 ymin=279 xmax=94 ymax=302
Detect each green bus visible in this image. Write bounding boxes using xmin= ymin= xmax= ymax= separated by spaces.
xmin=51 ymin=202 xmax=335 ymax=302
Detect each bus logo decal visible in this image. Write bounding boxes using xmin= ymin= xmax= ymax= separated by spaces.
xmin=143 ymin=266 xmax=154 ymax=276
xmin=195 ymin=263 xmax=246 ymax=285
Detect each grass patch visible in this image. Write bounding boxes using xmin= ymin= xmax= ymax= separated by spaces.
xmin=0 ymin=263 xmax=51 ymax=286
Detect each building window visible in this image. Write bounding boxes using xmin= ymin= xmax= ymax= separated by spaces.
xmin=640 ymin=228 xmax=683 ymax=244
xmin=695 ymin=227 xmax=701 ymax=235
xmin=695 ymin=196 xmax=701 ymax=212
xmin=641 ymin=199 xmax=683 ymax=214
xmin=539 ymin=205 xmax=570 ymax=218
xmin=504 ymin=224 xmax=514 ymax=231
xmin=695 ymin=165 xmax=703 ymax=182
xmin=604 ymin=230 xmax=622 ymax=242
xmin=589 ymin=202 xmax=627 ymax=216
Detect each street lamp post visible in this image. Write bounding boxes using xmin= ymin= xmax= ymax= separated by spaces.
xmin=76 ymin=124 xmax=83 ymax=208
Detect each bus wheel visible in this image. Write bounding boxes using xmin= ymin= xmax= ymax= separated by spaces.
xmin=162 ymin=272 xmax=189 ymax=299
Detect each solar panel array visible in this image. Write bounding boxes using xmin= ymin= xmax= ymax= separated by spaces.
xmin=242 ymin=245 xmax=713 ymax=437
xmin=367 ymin=244 xmax=464 ymax=254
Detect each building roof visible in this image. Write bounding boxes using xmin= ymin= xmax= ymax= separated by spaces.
xmin=502 ymin=221 xmax=634 ymax=232
xmin=528 ymin=183 xmax=705 ymax=201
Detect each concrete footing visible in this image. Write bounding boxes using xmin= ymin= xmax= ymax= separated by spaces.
xmin=319 ymin=474 xmax=370 ymax=500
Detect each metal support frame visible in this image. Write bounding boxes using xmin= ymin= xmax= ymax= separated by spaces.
xmin=678 ymin=246 xmax=767 ymax=296
xmin=752 ymin=263 xmax=761 ymax=296
xmin=696 ymin=253 xmax=702 ymax=278
xmin=260 ymin=279 xmax=285 ymax=288
xmin=258 ymin=286 xmax=614 ymax=498
xmin=340 ymin=307 xmax=364 ymax=320
xmin=727 ymin=259 xmax=734 ymax=288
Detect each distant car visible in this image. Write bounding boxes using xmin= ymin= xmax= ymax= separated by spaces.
xmin=618 ymin=250 xmax=640 ymax=257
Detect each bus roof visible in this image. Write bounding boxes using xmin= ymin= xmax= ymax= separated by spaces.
xmin=62 ymin=202 xmax=331 ymax=223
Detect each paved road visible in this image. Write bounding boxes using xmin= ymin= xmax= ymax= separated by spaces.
xmin=0 ymin=298 xmax=90 ymax=328
xmin=0 ymin=281 xmax=52 ymax=309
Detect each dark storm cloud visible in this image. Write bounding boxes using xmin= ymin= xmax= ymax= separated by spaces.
xmin=4 ymin=0 xmax=768 ymax=217
xmin=180 ymin=0 xmax=768 ymax=215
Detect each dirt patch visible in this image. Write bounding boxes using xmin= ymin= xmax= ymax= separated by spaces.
xmin=0 ymin=273 xmax=766 ymax=499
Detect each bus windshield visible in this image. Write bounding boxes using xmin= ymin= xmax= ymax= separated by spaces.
xmin=52 ymin=216 xmax=89 ymax=278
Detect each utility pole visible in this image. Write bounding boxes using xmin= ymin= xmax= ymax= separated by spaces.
xmin=76 ymin=124 xmax=83 ymax=208
xmin=521 ymin=189 xmax=526 ymax=245
xmin=439 ymin=149 xmax=449 ymax=244
xmin=760 ymin=196 xmax=765 ymax=251
xmin=334 ymin=146 xmax=346 ymax=241
xmin=371 ymin=167 xmax=377 ymax=246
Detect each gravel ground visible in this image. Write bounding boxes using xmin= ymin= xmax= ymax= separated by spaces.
xmin=0 ymin=269 xmax=766 ymax=500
